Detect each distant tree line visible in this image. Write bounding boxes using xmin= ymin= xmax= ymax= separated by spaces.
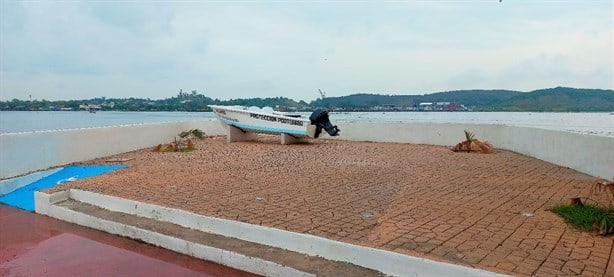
xmin=0 ymin=90 xmax=310 ymax=112
xmin=1 ymin=87 xmax=612 ymax=112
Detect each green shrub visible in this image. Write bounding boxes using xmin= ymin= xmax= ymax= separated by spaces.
xmin=551 ymin=204 xmax=614 ymax=235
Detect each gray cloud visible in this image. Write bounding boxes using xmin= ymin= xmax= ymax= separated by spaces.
xmin=1 ymin=2 xmax=612 ymax=101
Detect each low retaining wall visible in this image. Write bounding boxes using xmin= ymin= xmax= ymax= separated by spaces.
xmin=0 ymin=167 xmax=63 ymax=196
xmin=0 ymin=121 xmax=225 ymax=179
xmin=1 ymin=121 xmax=611 ymax=180
xmin=336 ymin=123 xmax=613 ymax=181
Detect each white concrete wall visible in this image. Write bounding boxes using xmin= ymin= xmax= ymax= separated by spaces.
xmin=2 ymin=121 xmax=611 ymax=181
xmin=335 ymin=123 xmax=614 ymax=181
xmin=0 ymin=121 xmax=225 ymax=179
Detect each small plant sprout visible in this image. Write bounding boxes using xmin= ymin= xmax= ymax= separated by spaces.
xmin=153 ymin=129 xmax=206 ymax=152
xmin=179 ymin=129 xmax=204 ymax=139
xmin=452 ymin=130 xmax=493 ymax=153
xmin=465 ymin=130 xmax=475 ymax=144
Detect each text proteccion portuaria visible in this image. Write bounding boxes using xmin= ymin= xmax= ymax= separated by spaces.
xmin=250 ymin=113 xmax=304 ymax=126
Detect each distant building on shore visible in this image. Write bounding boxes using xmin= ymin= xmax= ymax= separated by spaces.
xmin=418 ymin=102 xmax=467 ymax=111
xmin=419 ymin=102 xmax=434 ymax=111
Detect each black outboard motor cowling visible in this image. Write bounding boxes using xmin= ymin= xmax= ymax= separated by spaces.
xmin=309 ymin=109 xmax=340 ymax=138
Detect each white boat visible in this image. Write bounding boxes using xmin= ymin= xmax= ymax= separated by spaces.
xmin=208 ymin=105 xmax=339 ymax=139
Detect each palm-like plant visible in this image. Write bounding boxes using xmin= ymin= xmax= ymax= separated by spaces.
xmin=153 ymin=129 xmax=205 ymax=152
xmin=464 ymin=130 xmax=475 ymax=153
xmin=597 ymin=210 xmax=614 ymax=235
xmin=179 ymin=129 xmax=204 ymax=139
xmin=452 ymin=130 xmax=493 ymax=153
xmin=586 ymin=179 xmax=614 ymax=208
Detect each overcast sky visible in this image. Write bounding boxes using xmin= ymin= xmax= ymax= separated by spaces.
xmin=1 ymin=1 xmax=612 ymax=102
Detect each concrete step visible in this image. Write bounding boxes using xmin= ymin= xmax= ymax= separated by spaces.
xmin=54 ymin=199 xmax=383 ymax=277
xmin=37 ymin=189 xmax=503 ymax=277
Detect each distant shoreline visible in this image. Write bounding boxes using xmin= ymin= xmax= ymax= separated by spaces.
xmin=1 ymin=111 xmax=612 ymax=137
xmin=2 ymin=87 xmax=612 ymax=113
xmin=2 ymin=107 xmax=613 ymax=113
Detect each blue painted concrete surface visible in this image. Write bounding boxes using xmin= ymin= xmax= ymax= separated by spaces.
xmin=0 ymin=165 xmax=125 ymax=211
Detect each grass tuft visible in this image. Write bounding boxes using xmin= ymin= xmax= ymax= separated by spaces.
xmin=551 ymin=204 xmax=614 ymax=233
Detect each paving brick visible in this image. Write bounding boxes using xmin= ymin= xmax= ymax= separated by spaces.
xmin=581 ymin=268 xmax=605 ymax=277
xmin=570 ymin=249 xmax=592 ymax=260
xmin=495 ymin=261 xmax=517 ymax=272
xmin=513 ymin=264 xmax=538 ymax=276
xmin=542 ymin=261 xmax=564 ymax=271
xmin=522 ymin=257 xmax=543 ymax=268
xmin=583 ymin=259 xmax=607 ymax=274
xmin=561 ymin=261 xmax=585 ymax=275
xmin=478 ymin=257 xmax=498 ymax=268
xmin=536 ymin=266 xmax=566 ymax=276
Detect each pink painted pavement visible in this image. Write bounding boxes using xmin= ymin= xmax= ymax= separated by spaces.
xmin=0 ymin=204 xmax=257 ymax=277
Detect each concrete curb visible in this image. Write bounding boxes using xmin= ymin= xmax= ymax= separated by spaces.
xmin=36 ymin=189 xmax=506 ymax=277
xmin=47 ymin=202 xmax=313 ymax=277
xmin=0 ymin=167 xmax=63 ymax=195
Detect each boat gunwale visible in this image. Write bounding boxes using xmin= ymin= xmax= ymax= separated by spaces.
xmin=208 ymin=105 xmax=311 ymax=123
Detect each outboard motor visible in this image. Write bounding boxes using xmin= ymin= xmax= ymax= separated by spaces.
xmin=309 ymin=109 xmax=340 ymax=138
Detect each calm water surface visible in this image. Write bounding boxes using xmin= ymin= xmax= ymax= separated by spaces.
xmin=1 ymin=111 xmax=612 ymax=137
xmin=0 ymin=111 xmax=215 ymax=133
xmin=334 ymin=111 xmax=614 ymax=137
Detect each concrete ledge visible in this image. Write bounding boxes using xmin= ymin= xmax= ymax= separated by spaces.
xmin=46 ymin=202 xmax=312 ymax=277
xmin=0 ymin=167 xmax=63 ymax=195
xmin=34 ymin=190 xmax=69 ymax=215
xmin=66 ymin=189 xmax=503 ymax=277
xmin=226 ymin=125 xmax=257 ymax=142
xmin=281 ymin=133 xmax=306 ymax=145
xmin=225 ymin=125 xmax=306 ymax=145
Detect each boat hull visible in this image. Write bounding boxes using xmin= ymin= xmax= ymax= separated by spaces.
xmin=209 ymin=105 xmax=316 ymax=138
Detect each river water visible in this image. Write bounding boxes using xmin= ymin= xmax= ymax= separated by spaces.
xmin=1 ymin=111 xmax=612 ymax=137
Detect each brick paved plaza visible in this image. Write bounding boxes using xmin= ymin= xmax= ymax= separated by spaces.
xmin=56 ymin=136 xmax=613 ymax=276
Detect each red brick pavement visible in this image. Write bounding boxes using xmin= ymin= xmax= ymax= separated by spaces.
xmin=54 ymin=136 xmax=614 ymax=276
